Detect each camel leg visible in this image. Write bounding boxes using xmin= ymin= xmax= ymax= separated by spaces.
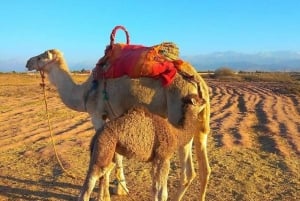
xmin=193 ymin=132 xmax=211 ymax=201
xmin=175 ymin=139 xmax=196 ymax=201
xmin=151 ymin=158 xmax=170 ymax=201
xmin=78 ymin=165 xmax=102 ymax=201
xmin=111 ymin=153 xmax=129 ymax=195
xmin=91 ymin=114 xmax=128 ymax=195
xmin=78 ymin=163 xmax=115 ymax=201
xmin=96 ymin=163 xmax=115 ymax=201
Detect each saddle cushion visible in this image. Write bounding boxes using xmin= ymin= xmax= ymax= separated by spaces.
xmin=93 ymin=42 xmax=193 ymax=86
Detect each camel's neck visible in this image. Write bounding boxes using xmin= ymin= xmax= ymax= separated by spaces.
xmin=47 ymin=64 xmax=91 ymax=112
xmin=175 ymin=110 xmax=200 ymax=146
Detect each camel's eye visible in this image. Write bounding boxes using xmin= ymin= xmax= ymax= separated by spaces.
xmin=37 ymin=57 xmax=41 ymax=61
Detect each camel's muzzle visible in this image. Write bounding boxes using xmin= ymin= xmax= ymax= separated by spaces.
xmin=25 ymin=58 xmax=35 ymax=71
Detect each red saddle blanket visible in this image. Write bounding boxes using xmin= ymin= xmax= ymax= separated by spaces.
xmin=93 ymin=42 xmax=187 ymax=86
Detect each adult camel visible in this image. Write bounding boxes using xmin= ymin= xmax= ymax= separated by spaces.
xmin=26 ymin=48 xmax=211 ymax=201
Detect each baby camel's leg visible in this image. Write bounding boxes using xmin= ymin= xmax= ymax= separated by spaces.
xmin=96 ymin=163 xmax=115 ymax=201
xmin=78 ymin=165 xmax=103 ymax=201
xmin=152 ymin=158 xmax=170 ymax=201
xmin=79 ymin=130 xmax=117 ymax=201
xmin=91 ymin=114 xmax=128 ymax=196
xmin=175 ymin=139 xmax=196 ymax=201
xmin=78 ymin=163 xmax=115 ymax=201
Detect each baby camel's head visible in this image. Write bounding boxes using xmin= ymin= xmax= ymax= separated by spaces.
xmin=179 ymin=94 xmax=206 ymax=125
xmin=183 ymin=94 xmax=206 ymax=109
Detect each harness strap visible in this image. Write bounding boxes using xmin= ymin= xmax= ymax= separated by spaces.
xmin=37 ymin=56 xmax=58 ymax=71
xmin=102 ymin=80 xmax=120 ymax=119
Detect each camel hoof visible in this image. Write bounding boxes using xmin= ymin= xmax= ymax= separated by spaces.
xmin=110 ymin=179 xmax=129 ymax=195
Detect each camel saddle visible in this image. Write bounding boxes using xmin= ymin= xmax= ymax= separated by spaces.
xmin=92 ymin=26 xmax=195 ymax=86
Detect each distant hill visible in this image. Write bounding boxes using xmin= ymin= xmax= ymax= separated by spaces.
xmin=184 ymin=51 xmax=300 ymax=72
xmin=1 ymin=51 xmax=300 ymax=72
xmin=0 ymin=59 xmax=25 ymax=72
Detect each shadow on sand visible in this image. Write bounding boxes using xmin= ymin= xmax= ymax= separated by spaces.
xmin=0 ymin=175 xmax=79 ymax=201
xmin=253 ymin=100 xmax=281 ymax=154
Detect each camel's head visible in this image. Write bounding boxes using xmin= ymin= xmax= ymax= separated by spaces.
xmin=26 ymin=49 xmax=64 ymax=72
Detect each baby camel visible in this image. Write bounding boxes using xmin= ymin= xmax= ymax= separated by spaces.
xmin=78 ymin=94 xmax=206 ymax=201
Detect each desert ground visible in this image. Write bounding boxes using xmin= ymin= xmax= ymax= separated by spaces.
xmin=0 ymin=73 xmax=299 ymax=201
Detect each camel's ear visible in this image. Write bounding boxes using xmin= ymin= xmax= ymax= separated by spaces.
xmin=46 ymin=49 xmax=62 ymax=60
xmin=46 ymin=50 xmax=53 ymax=60
xmin=183 ymin=94 xmax=200 ymax=105
xmin=186 ymin=96 xmax=206 ymax=107
xmin=191 ymin=98 xmax=198 ymax=105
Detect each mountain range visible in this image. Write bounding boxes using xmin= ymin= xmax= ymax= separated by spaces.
xmin=1 ymin=51 xmax=300 ymax=72
xmin=183 ymin=51 xmax=300 ymax=72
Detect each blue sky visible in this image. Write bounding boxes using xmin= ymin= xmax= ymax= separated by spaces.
xmin=1 ymin=0 xmax=300 ymax=71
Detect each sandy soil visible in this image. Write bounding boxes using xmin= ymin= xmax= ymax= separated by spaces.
xmin=0 ymin=74 xmax=299 ymax=201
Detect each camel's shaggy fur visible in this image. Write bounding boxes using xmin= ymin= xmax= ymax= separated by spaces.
xmin=78 ymin=94 xmax=205 ymax=201
xmin=26 ymin=49 xmax=211 ymax=201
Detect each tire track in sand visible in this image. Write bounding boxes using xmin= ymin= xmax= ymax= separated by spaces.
xmin=209 ymin=80 xmax=300 ymax=156
xmin=210 ymin=82 xmax=255 ymax=148
xmin=0 ymin=85 xmax=93 ymax=153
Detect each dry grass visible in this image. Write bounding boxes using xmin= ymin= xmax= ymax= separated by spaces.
xmin=0 ymin=73 xmax=299 ymax=201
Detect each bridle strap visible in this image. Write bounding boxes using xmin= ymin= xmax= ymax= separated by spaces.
xmin=37 ymin=56 xmax=58 ymax=71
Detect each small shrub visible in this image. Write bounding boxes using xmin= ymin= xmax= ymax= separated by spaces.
xmin=212 ymin=67 xmax=241 ymax=81
xmin=214 ymin=67 xmax=236 ymax=77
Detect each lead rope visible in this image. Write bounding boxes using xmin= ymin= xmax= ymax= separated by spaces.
xmin=39 ymin=70 xmax=77 ymax=179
